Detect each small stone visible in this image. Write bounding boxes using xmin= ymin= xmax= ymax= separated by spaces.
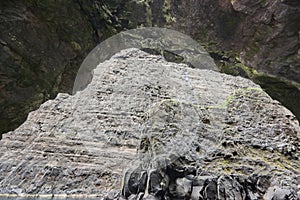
xmin=191 ymin=186 xmax=202 ymax=200
xmin=148 ymin=169 xmax=169 ymax=197
xmin=264 ymin=186 xmax=293 ymax=200
xmin=169 ymin=177 xmax=192 ymax=199
xmin=142 ymin=194 xmax=158 ymax=200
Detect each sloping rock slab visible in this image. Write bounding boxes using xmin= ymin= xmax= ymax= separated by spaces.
xmin=0 ymin=49 xmax=299 ymax=199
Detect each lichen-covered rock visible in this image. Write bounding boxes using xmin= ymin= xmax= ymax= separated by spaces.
xmin=229 ymin=0 xmax=300 ymax=82
xmin=1 ymin=0 xmax=299 ymax=137
xmin=0 ymin=0 xmax=95 ymax=135
xmin=168 ymin=0 xmax=300 ymax=122
xmin=0 ymin=49 xmax=299 ymax=199
xmin=170 ymin=0 xmax=300 ymax=83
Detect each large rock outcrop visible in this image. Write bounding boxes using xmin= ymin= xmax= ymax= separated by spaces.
xmin=0 ymin=0 xmax=299 ymax=136
xmin=0 ymin=49 xmax=299 ymax=199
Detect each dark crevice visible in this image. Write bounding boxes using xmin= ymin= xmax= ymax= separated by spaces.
xmin=74 ymin=0 xmax=100 ymax=42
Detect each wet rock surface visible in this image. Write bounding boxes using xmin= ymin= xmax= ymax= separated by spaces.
xmin=0 ymin=49 xmax=299 ymax=199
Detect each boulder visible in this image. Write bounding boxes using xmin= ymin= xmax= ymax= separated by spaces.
xmin=0 ymin=49 xmax=299 ymax=199
xmin=1 ymin=0 xmax=299 ymax=136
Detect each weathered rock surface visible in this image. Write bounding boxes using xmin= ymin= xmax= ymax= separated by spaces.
xmin=0 ymin=0 xmax=95 ymax=135
xmin=172 ymin=0 xmax=300 ymax=82
xmin=169 ymin=0 xmax=300 ymax=123
xmin=1 ymin=0 xmax=299 ymax=136
xmin=0 ymin=49 xmax=299 ymax=199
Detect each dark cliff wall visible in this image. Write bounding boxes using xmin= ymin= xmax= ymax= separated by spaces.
xmin=0 ymin=0 xmax=299 ymax=136
xmin=169 ymin=0 xmax=300 ymax=130
xmin=0 ymin=1 xmax=94 ymax=134
xmin=172 ymin=0 xmax=300 ymax=81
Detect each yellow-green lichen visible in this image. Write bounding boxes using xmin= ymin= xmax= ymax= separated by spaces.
xmin=145 ymin=0 xmax=152 ymax=26
xmin=207 ymin=87 xmax=262 ymax=109
xmin=70 ymin=41 xmax=82 ymax=51
xmin=204 ymin=145 xmax=299 ymax=177
xmin=163 ymin=0 xmax=176 ymax=26
xmin=243 ymin=147 xmax=300 ymax=174
xmin=207 ymin=95 xmax=235 ymax=109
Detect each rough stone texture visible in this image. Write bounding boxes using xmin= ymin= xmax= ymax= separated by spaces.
xmin=0 ymin=0 xmax=95 ymax=135
xmin=171 ymin=0 xmax=300 ymax=83
xmin=169 ymin=0 xmax=300 ymax=124
xmin=1 ymin=0 xmax=299 ymax=136
xmin=0 ymin=49 xmax=299 ymax=199
xmin=230 ymin=0 xmax=300 ymax=82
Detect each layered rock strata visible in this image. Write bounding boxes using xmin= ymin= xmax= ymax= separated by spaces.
xmin=1 ymin=0 xmax=299 ymax=135
xmin=0 ymin=49 xmax=299 ymax=199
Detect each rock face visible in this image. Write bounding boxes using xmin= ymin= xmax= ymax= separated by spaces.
xmin=0 ymin=49 xmax=299 ymax=199
xmin=171 ymin=0 xmax=300 ymax=82
xmin=169 ymin=0 xmax=300 ymax=124
xmin=231 ymin=0 xmax=299 ymax=83
xmin=0 ymin=1 xmax=95 ymax=135
xmin=1 ymin=0 xmax=299 ymax=136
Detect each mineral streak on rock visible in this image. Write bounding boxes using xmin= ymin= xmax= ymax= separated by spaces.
xmin=0 ymin=49 xmax=299 ymax=199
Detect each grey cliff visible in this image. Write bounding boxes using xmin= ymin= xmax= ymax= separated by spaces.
xmin=0 ymin=49 xmax=299 ymax=199
xmin=1 ymin=0 xmax=299 ymax=136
